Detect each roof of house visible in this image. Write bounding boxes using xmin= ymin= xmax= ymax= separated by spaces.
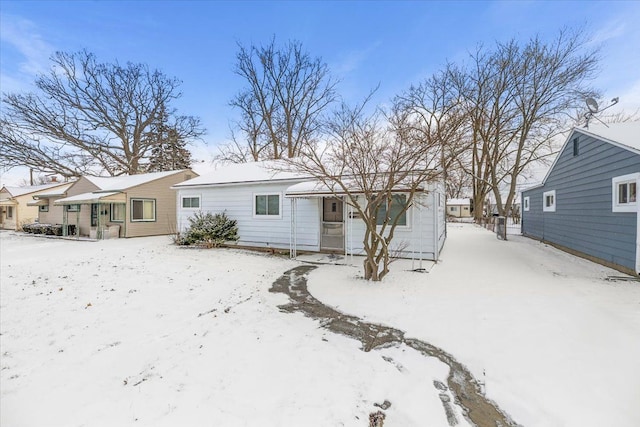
xmin=31 ymin=183 xmax=74 ymax=198
xmin=579 ymin=121 xmax=640 ymax=153
xmin=55 ymin=191 xmax=123 ymax=205
xmin=84 ymin=169 xmax=193 ymax=191
xmin=524 ymin=121 xmax=640 ymax=192
xmin=0 ymin=182 xmax=71 ymax=198
xmin=174 ymin=161 xmax=307 ymax=188
xmin=447 ymin=198 xmax=471 ymax=205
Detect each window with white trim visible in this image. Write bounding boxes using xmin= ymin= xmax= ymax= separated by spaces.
xmin=7 ymin=206 xmax=13 ymax=218
xmin=39 ymin=204 xmax=49 ymax=212
xmin=182 ymin=196 xmax=200 ymax=209
xmin=110 ymin=203 xmax=125 ymax=222
xmin=131 ymin=199 xmax=156 ymax=222
xmin=254 ymin=194 xmax=280 ymax=217
xmin=376 ymin=194 xmax=408 ymax=226
xmin=543 ymin=190 xmax=556 ymax=212
xmin=612 ymin=173 xmax=639 ymax=213
xmin=66 ymin=204 xmax=80 ymax=212
xmin=523 ymin=196 xmax=530 ymax=211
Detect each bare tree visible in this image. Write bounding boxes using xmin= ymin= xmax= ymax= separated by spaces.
xmin=283 ymin=99 xmax=443 ymax=281
xmin=0 ymin=50 xmax=205 ymax=178
xmin=219 ymin=38 xmax=338 ymax=162
xmin=452 ymin=29 xmax=599 ymax=219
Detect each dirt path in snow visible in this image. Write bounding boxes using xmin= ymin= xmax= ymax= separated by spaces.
xmin=270 ymin=265 xmax=520 ymax=427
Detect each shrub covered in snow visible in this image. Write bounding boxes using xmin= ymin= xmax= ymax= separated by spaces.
xmin=177 ymin=211 xmax=239 ymax=248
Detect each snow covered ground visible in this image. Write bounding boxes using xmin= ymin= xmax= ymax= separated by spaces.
xmin=1 ymin=224 xmax=639 ymax=426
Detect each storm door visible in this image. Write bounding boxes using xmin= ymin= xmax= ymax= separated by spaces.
xmin=321 ymin=197 xmax=344 ymax=250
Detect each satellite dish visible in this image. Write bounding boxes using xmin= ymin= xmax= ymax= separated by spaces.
xmin=586 ymin=98 xmax=599 ymax=113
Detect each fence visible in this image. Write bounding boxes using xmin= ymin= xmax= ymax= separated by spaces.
xmin=479 ymin=215 xmax=521 ymax=238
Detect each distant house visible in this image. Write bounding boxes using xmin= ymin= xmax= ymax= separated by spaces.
xmin=173 ymin=161 xmax=446 ymax=261
xmin=53 ymin=169 xmax=197 ymax=238
xmin=521 ymin=122 xmax=640 ymax=275
xmin=446 ymin=198 xmax=472 ymax=218
xmin=0 ymin=182 xmax=72 ymax=231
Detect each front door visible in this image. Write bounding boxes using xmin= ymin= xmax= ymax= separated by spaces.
xmin=321 ymin=197 xmax=344 ymax=250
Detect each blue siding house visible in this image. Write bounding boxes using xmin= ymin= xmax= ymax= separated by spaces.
xmin=521 ymin=122 xmax=640 ymax=275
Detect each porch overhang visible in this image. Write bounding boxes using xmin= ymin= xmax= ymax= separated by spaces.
xmin=27 ymin=199 xmax=49 ymax=206
xmin=0 ymin=198 xmax=17 ymax=206
xmin=285 ymin=180 xmax=425 ymax=198
xmin=54 ymin=191 xmax=125 ymax=205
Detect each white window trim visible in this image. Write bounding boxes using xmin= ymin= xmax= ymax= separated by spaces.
xmin=110 ymin=203 xmax=125 ymax=222
xmin=39 ymin=204 xmax=49 ymax=212
xmin=181 ymin=195 xmax=201 ymax=210
xmin=375 ymin=194 xmax=411 ymax=229
xmin=543 ymin=190 xmax=556 ymax=212
xmin=253 ymin=192 xmax=282 ymax=219
xmin=612 ymin=173 xmax=639 ymax=213
xmin=131 ymin=198 xmax=156 ymax=222
xmin=524 ymin=196 xmax=530 ymax=212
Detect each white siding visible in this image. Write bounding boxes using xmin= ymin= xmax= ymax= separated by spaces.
xmin=177 ymin=181 xmax=446 ymax=260
xmin=177 ymin=181 xmax=320 ymax=251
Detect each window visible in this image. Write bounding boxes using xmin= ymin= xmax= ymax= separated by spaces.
xmin=543 ymin=190 xmax=556 ymax=212
xmin=111 ymin=203 xmax=125 ymax=222
xmin=524 ymin=196 xmax=530 ymax=212
xmin=572 ymin=137 xmax=579 ymax=156
xmin=66 ymin=204 xmax=80 ymax=212
xmin=39 ymin=204 xmax=49 ymax=212
xmin=182 ymin=196 xmax=200 ymax=209
xmin=612 ymin=173 xmax=639 ymax=213
xmin=254 ymin=194 xmax=280 ymax=217
xmin=131 ymin=199 xmax=156 ymax=222
xmin=376 ymin=194 xmax=408 ymax=226
xmin=7 ymin=206 xmax=13 ymax=218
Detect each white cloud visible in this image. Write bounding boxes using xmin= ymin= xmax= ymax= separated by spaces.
xmin=0 ymin=14 xmax=53 ymax=77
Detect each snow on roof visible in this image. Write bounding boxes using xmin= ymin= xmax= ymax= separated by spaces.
xmin=578 ymin=121 xmax=640 ymax=152
xmin=0 ymin=182 xmax=71 ymax=198
xmin=85 ymin=169 xmax=191 ymax=191
xmin=174 ymin=161 xmax=307 ymax=187
xmin=55 ymin=191 xmax=122 ymax=205
xmin=32 ymin=183 xmax=74 ymax=198
xmin=447 ymin=198 xmax=471 ymax=205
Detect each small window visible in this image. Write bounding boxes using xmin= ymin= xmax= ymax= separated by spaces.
xmin=66 ymin=204 xmax=80 ymax=212
xmin=543 ymin=190 xmax=556 ymax=212
xmin=573 ymin=138 xmax=579 ymax=156
xmin=39 ymin=204 xmax=49 ymax=212
xmin=254 ymin=194 xmax=280 ymax=217
xmin=523 ymin=196 xmax=530 ymax=212
xmin=110 ymin=203 xmax=125 ymax=222
xmin=182 ymin=196 xmax=200 ymax=209
xmin=376 ymin=194 xmax=408 ymax=226
xmin=7 ymin=206 xmax=13 ymax=218
xmin=131 ymin=199 xmax=156 ymax=222
xmin=612 ymin=173 xmax=639 ymax=213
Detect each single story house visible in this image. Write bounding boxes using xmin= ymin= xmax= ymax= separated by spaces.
xmin=0 ymin=182 xmax=73 ymax=231
xmin=173 ymin=161 xmax=446 ymax=261
xmin=53 ymin=169 xmax=197 ymax=238
xmin=521 ymin=122 xmax=640 ymax=275
xmin=446 ymin=198 xmax=472 ymax=218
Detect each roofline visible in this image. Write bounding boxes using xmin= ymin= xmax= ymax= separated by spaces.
xmin=536 ymin=126 xmax=640 ymax=189
xmin=83 ymin=169 xmax=197 ymax=192
xmin=172 ymin=176 xmax=306 ymax=190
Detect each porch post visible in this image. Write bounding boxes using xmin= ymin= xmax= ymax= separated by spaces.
xmin=289 ymin=198 xmax=297 ymax=259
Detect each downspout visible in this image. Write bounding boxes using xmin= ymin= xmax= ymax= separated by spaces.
xmin=433 ymin=191 xmax=440 ymax=262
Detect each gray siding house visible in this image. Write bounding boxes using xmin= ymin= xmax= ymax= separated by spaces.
xmin=521 ymin=122 xmax=640 ymax=275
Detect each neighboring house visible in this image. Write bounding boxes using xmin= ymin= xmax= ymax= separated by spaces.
xmin=173 ymin=161 xmax=446 ymax=261
xmin=27 ymin=182 xmax=74 ymax=224
xmin=54 ymin=169 xmax=197 ymax=238
xmin=446 ymin=198 xmax=472 ymax=218
xmin=0 ymin=182 xmax=72 ymax=231
xmin=521 ymin=122 xmax=640 ymax=275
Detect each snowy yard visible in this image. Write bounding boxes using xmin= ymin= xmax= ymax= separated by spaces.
xmin=1 ymin=224 xmax=639 ymax=426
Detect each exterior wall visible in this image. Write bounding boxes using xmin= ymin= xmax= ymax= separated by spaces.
xmin=38 ymin=198 xmax=65 ymax=225
xmin=63 ymin=177 xmax=101 ymax=236
xmin=178 ymin=180 xmax=320 ymax=251
xmin=124 ymin=171 xmax=196 ymax=237
xmin=178 ymin=180 xmax=446 ymax=260
xmin=522 ymin=132 xmax=640 ymax=273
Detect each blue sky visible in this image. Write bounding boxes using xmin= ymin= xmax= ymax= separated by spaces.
xmin=1 ymin=0 xmax=639 ymax=182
